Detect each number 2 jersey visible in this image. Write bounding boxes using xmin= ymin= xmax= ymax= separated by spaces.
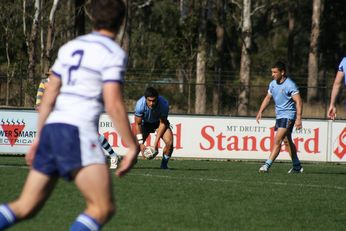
xmin=46 ymin=32 xmax=127 ymax=131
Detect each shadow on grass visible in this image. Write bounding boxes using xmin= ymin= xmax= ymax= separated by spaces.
xmin=133 ymin=166 xmax=210 ymax=171
xmin=0 ymin=163 xmax=28 ymax=167
xmin=307 ymin=171 xmax=346 ymax=175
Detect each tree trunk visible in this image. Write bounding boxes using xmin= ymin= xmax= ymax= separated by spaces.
xmin=117 ymin=0 xmax=131 ymax=54
xmin=44 ymin=0 xmax=60 ymax=74
xmin=176 ymin=0 xmax=189 ymax=94
xmin=24 ymin=0 xmax=40 ymax=107
xmin=5 ymin=27 xmax=11 ymax=106
xmin=238 ymin=0 xmax=252 ymax=116
xmin=66 ymin=1 xmax=73 ymax=41
xmin=307 ymin=0 xmax=322 ymax=103
xmin=195 ymin=0 xmax=208 ymax=114
xmin=213 ymin=0 xmax=225 ymax=115
xmin=287 ymin=2 xmax=296 ymax=73
xmin=74 ymin=0 xmax=85 ymax=36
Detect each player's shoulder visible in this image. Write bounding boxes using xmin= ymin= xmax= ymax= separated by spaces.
xmin=134 ymin=96 xmax=146 ymax=113
xmin=158 ymin=96 xmax=169 ymax=105
xmin=284 ymin=77 xmax=299 ymax=93
xmin=339 ymin=57 xmax=346 ymax=67
xmin=285 ymin=77 xmax=297 ymax=86
xmin=135 ymin=96 xmax=146 ymax=107
xmin=268 ymin=79 xmax=276 ymax=87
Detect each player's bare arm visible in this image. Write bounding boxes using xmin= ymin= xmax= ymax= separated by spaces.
xmin=103 ymin=83 xmax=139 ymax=177
xmin=26 ymin=74 xmax=61 ymax=166
xmin=134 ymin=115 xmax=146 ymax=153
xmin=256 ymin=94 xmax=271 ymax=124
xmin=328 ymin=71 xmax=344 ymax=120
xmin=292 ymin=93 xmax=303 ymax=130
xmin=153 ymin=117 xmax=168 ymax=150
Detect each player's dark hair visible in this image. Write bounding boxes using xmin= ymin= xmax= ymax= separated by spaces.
xmin=144 ymin=87 xmax=159 ymax=98
xmin=90 ymin=0 xmax=126 ymax=33
xmin=272 ymin=61 xmax=286 ymax=73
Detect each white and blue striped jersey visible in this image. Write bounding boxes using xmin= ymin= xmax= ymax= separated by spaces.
xmin=338 ymin=57 xmax=346 ymax=85
xmin=47 ymin=32 xmax=127 ymax=131
xmin=268 ymin=77 xmax=299 ymax=120
xmin=134 ymin=96 xmax=169 ymax=123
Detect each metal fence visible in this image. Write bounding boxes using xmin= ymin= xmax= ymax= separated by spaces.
xmin=0 ymin=72 xmax=345 ymax=120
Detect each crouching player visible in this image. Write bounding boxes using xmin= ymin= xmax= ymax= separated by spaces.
xmin=134 ymin=87 xmax=174 ymax=169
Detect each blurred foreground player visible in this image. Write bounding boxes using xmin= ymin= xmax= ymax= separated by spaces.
xmin=35 ymin=71 xmax=121 ymax=169
xmin=0 ymin=0 xmax=139 ymax=230
xmin=134 ymin=87 xmax=174 ymax=169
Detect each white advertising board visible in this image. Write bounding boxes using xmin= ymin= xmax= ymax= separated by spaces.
xmin=99 ymin=114 xmax=329 ymax=162
xmin=0 ymin=110 xmax=37 ymax=154
xmin=0 ymin=110 xmax=344 ymax=163
xmin=330 ymin=121 xmax=346 ymax=162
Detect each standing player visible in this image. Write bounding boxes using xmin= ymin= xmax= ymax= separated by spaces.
xmin=99 ymin=134 xmax=122 ymax=169
xmin=35 ymin=70 xmax=50 ymax=111
xmin=0 ymin=1 xmax=139 ymax=230
xmin=256 ymin=61 xmax=303 ymax=173
xmin=134 ymin=87 xmax=173 ymax=169
xmin=35 ymin=72 xmax=122 ymax=169
xmin=328 ymin=57 xmax=346 ymax=120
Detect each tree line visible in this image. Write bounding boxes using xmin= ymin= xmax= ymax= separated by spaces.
xmin=0 ymin=0 xmax=345 ymax=116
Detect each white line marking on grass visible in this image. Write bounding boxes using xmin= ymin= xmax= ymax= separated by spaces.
xmin=0 ymin=165 xmax=29 ymax=169
xmin=1 ymin=164 xmax=345 ymax=191
xmin=128 ymin=173 xmax=346 ymax=191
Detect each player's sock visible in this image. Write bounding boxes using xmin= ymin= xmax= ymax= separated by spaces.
xmin=70 ymin=213 xmax=101 ymax=231
xmin=99 ymin=135 xmax=116 ymax=157
xmin=0 ymin=204 xmax=17 ymax=230
xmin=264 ymin=159 xmax=273 ymax=168
xmin=160 ymin=155 xmax=170 ymax=169
xmin=292 ymin=157 xmax=302 ymax=170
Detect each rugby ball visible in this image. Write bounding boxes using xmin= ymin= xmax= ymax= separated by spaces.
xmin=143 ymin=146 xmax=158 ymax=160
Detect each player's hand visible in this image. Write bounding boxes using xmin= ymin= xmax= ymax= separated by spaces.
xmin=115 ymin=145 xmax=139 ymax=177
xmin=25 ymin=138 xmax=39 ymax=166
xmin=139 ymin=144 xmax=146 ymax=157
xmin=295 ymin=118 xmax=302 ymax=130
xmin=256 ymin=112 xmax=262 ymax=124
xmin=328 ymin=106 xmax=336 ymax=120
xmin=151 ymin=146 xmax=159 ymax=158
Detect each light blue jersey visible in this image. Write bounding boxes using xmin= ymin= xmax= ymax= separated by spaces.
xmin=134 ymin=96 xmax=169 ymax=123
xmin=338 ymin=57 xmax=346 ymax=85
xmin=268 ymin=77 xmax=299 ymax=120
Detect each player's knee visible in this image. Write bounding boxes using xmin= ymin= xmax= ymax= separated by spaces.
xmin=274 ymin=139 xmax=282 ymax=146
xmin=165 ymin=138 xmax=173 ymax=149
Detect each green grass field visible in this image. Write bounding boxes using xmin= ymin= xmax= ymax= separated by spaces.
xmin=1 ymin=156 xmax=346 ymax=231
